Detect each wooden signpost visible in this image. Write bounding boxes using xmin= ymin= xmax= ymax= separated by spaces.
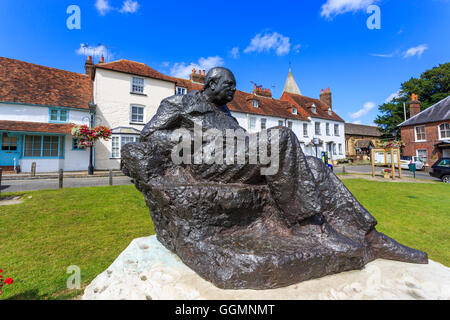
xmin=371 ymin=148 xmax=402 ymax=180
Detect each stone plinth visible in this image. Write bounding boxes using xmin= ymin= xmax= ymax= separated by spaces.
xmin=82 ymin=236 xmax=450 ymax=300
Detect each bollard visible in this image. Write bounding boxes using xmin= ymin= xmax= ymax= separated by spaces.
xmin=0 ymin=168 xmax=2 ymax=199
xmin=109 ymin=169 xmax=113 ymax=186
xmin=342 ymin=166 xmax=346 ymax=174
xmin=59 ymin=169 xmax=64 ymax=189
xmin=31 ymin=162 xmax=36 ymax=177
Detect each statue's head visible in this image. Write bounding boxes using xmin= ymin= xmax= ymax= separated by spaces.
xmin=203 ymin=67 xmax=236 ymax=106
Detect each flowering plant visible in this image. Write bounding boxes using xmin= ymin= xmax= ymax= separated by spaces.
xmin=71 ymin=125 xmax=112 ymax=149
xmin=382 ymin=168 xmax=392 ymax=174
xmin=0 ymin=269 xmax=14 ymax=296
xmin=382 ymin=141 xmax=405 ymax=149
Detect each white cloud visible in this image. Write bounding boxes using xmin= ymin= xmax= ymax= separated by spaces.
xmin=170 ymin=56 xmax=225 ymax=79
xmin=120 ymin=0 xmax=139 ymax=13
xmin=96 ymin=0 xmax=140 ymax=15
xmin=352 ymin=120 xmax=362 ymax=124
xmin=370 ymin=51 xmax=397 ymax=58
xmin=244 ymin=32 xmax=291 ymax=56
xmin=349 ymin=101 xmax=376 ymax=119
xmin=229 ymin=47 xmax=240 ymax=59
xmin=95 ymin=0 xmax=112 ymax=15
xmin=385 ymin=91 xmax=400 ymax=103
xmin=403 ymin=44 xmax=428 ymax=58
xmin=321 ymin=0 xmax=379 ymax=19
xmin=76 ymin=44 xmax=111 ymax=60
xmin=293 ymin=44 xmax=302 ymax=54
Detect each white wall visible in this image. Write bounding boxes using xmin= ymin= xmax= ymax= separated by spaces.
xmin=232 ymin=111 xmax=346 ymax=159
xmin=1 ymin=102 xmax=91 ymax=172
xmin=0 ymin=103 xmax=89 ymax=125
xmin=18 ymin=135 xmax=90 ymax=173
xmin=94 ymin=69 xmax=175 ymax=169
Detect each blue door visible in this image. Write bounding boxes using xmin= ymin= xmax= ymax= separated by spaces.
xmin=0 ymin=132 xmax=22 ymax=166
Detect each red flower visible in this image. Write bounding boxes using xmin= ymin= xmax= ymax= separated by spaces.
xmin=0 ymin=269 xmax=2 ymax=273
xmin=4 ymin=278 xmax=13 ymax=285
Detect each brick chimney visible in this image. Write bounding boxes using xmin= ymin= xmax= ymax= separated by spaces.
xmin=320 ymin=87 xmax=332 ymax=109
xmin=253 ymin=84 xmax=272 ymax=98
xmin=85 ymin=56 xmax=95 ymax=80
xmin=99 ymin=56 xmax=105 ymax=64
xmin=409 ymin=93 xmax=421 ymax=118
xmin=190 ymin=68 xmax=206 ymax=84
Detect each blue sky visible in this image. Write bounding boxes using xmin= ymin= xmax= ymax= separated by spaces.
xmin=1 ymin=0 xmax=449 ymax=125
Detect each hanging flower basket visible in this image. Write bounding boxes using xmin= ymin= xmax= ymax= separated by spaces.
xmin=72 ymin=125 xmax=112 ymax=149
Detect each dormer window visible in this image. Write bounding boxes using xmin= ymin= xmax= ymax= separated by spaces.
xmin=252 ymin=100 xmax=259 ymax=108
xmin=311 ymin=104 xmax=316 ymax=114
xmin=328 ymin=108 xmax=332 ymax=116
xmin=292 ymin=107 xmax=297 ymax=115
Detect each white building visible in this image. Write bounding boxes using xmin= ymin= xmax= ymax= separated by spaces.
xmin=88 ymin=58 xmax=177 ymax=170
xmin=89 ymin=60 xmax=346 ymax=166
xmin=0 ymin=57 xmax=92 ymax=173
xmin=175 ymin=68 xmax=346 ymax=161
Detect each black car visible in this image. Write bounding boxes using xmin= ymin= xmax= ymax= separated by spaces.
xmin=429 ymin=158 xmax=450 ymax=183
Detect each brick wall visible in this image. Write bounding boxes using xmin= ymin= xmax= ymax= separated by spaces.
xmin=401 ymin=120 xmax=450 ymax=164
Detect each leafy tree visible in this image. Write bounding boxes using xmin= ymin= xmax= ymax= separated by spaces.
xmin=375 ymin=62 xmax=450 ymax=138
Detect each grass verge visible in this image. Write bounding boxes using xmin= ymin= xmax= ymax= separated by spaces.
xmin=0 ymin=179 xmax=448 ymax=299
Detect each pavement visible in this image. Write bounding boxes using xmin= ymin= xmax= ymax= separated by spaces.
xmin=0 ymin=165 xmax=442 ymax=194
xmin=333 ymin=164 xmax=441 ymax=182
xmin=0 ymin=171 xmax=134 ymax=193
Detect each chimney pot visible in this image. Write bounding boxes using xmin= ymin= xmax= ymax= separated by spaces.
xmin=409 ymin=93 xmax=421 ymax=118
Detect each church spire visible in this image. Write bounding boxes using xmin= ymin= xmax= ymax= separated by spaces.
xmin=283 ymin=67 xmax=301 ymax=95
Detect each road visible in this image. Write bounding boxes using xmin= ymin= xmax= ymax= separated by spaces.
xmin=334 ymin=164 xmax=441 ymax=181
xmin=1 ymin=176 xmax=134 ymax=193
xmin=1 ymin=165 xmax=442 ymax=193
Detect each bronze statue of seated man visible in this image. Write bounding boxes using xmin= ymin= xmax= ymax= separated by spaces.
xmin=121 ymin=67 xmax=427 ymax=290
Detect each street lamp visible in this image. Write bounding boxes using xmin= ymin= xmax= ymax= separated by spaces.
xmin=88 ymin=101 xmax=97 ymax=175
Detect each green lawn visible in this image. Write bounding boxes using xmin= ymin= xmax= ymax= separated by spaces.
xmin=0 ymin=186 xmax=154 ymax=300
xmin=0 ymin=179 xmax=448 ymax=300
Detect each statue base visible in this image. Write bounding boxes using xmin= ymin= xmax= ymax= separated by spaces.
xmin=82 ymin=236 xmax=450 ymax=300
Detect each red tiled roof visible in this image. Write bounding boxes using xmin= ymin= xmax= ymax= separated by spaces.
xmin=171 ymin=77 xmax=310 ymax=121
xmin=0 ymin=57 xmax=93 ymax=110
xmin=281 ymin=92 xmax=345 ymax=122
xmin=345 ymin=123 xmax=382 ymax=136
xmin=228 ymin=90 xmax=310 ymax=121
xmin=169 ymin=76 xmax=203 ymax=92
xmin=96 ymin=60 xmax=176 ymax=83
xmin=0 ymin=120 xmax=76 ymax=134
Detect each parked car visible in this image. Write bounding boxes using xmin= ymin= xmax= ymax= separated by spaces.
xmin=395 ymin=156 xmax=426 ymax=170
xmin=429 ymin=158 xmax=450 ymax=183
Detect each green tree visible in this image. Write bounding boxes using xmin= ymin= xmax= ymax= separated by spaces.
xmin=375 ymin=62 xmax=450 ymax=138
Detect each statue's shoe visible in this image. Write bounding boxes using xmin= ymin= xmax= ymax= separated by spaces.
xmin=366 ymin=229 xmax=428 ymax=264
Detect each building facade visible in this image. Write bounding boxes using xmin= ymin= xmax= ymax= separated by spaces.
xmin=0 ymin=57 xmax=92 ymax=173
xmin=399 ymin=94 xmax=450 ymax=165
xmin=344 ymin=123 xmax=383 ymax=159
xmin=88 ymin=58 xmax=177 ymax=170
xmin=174 ymin=68 xmax=346 ymax=161
xmin=1 ymin=56 xmax=347 ymax=173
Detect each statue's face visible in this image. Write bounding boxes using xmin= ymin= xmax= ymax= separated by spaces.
xmin=212 ymin=71 xmax=236 ymax=105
